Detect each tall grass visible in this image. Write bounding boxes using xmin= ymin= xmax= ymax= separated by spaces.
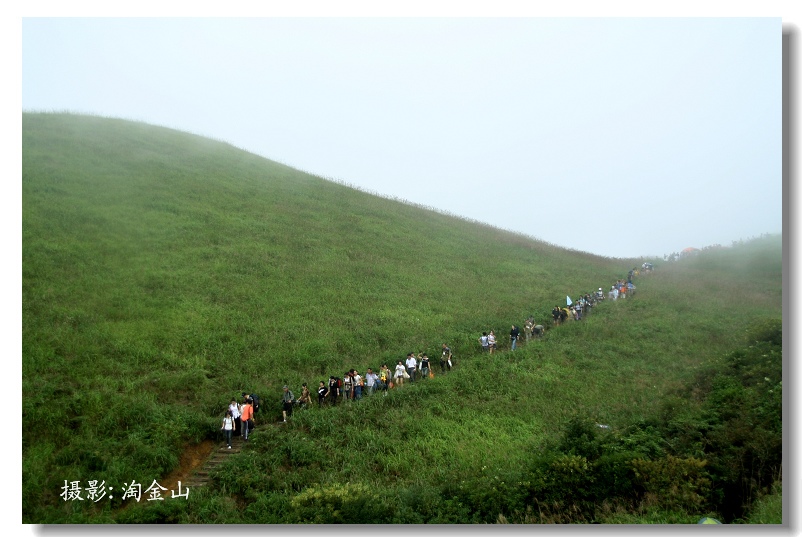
xmin=22 ymin=113 xmax=781 ymax=523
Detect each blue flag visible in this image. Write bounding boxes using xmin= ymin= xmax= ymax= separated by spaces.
xmin=566 ymin=296 xmax=572 ymax=306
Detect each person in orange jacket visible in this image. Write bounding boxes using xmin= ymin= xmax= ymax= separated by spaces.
xmin=240 ymin=397 xmax=253 ymax=441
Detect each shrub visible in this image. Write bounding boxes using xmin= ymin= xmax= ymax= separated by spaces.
xmin=558 ymin=417 xmax=603 ymax=461
xmin=289 ymin=481 xmax=380 ymax=523
xmin=631 ymin=455 xmax=712 ymax=513
xmin=444 ymin=466 xmax=530 ymax=523
xmin=590 ymin=451 xmax=643 ymax=500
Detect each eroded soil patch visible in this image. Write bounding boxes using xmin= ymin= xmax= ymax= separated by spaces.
xmin=161 ymin=439 xmax=217 ymax=492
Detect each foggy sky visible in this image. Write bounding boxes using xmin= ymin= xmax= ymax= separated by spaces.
xmin=21 ymin=16 xmax=783 ymax=259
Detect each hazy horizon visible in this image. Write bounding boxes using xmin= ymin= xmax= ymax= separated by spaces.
xmin=21 ymin=17 xmax=783 ymax=258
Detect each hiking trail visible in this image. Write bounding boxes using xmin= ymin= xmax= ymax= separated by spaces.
xmin=163 ymin=420 xmax=282 ymax=492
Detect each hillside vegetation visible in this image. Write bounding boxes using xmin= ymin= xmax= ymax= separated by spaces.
xmin=22 ymin=113 xmax=782 ymax=524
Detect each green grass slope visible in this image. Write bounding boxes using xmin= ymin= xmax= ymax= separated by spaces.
xmin=22 ymin=113 xmax=782 ymax=523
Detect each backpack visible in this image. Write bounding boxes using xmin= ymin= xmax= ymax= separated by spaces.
xmin=250 ymin=394 xmax=260 ymax=413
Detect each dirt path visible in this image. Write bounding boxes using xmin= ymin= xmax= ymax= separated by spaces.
xmin=159 ymin=438 xmax=219 ymax=492
xmin=161 ymin=421 xmax=279 ymax=492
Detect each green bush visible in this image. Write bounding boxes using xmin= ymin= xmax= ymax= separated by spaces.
xmin=289 ymin=482 xmax=381 ymax=523
xmin=631 ymin=455 xmax=712 ymax=513
xmin=591 ymin=451 xmax=643 ymax=500
xmin=558 ymin=417 xmax=604 ymax=461
xmin=443 ymin=465 xmax=529 ymax=523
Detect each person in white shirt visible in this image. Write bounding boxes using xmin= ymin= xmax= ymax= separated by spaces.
xmin=405 ymin=353 xmax=418 ymax=383
xmin=353 ymin=370 xmax=364 ymax=400
xmin=228 ymin=398 xmax=241 ymax=437
xmin=221 ymin=410 xmax=234 ymax=449
xmin=478 ymin=332 xmax=489 ymax=352
xmin=365 ymin=368 xmax=379 ymax=395
xmin=395 ymin=361 xmax=407 ymax=386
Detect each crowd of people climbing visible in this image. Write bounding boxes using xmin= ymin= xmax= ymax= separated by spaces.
xmin=222 ymin=263 xmax=652 ymax=438
xmin=222 ymin=344 xmax=456 ymax=439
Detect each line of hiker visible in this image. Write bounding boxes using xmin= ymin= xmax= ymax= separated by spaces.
xmin=483 ymin=267 xmax=644 ymax=352
xmin=228 ymin=344 xmax=455 ymax=428
xmin=310 ymin=344 xmax=454 ymax=408
xmin=224 ymin=265 xmax=646 ymax=432
xmin=554 ymin=271 xmax=639 ymax=327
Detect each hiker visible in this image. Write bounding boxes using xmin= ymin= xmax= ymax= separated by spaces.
xmin=328 ymin=376 xmax=341 ymax=405
xmin=394 ymin=361 xmax=406 ymax=386
xmin=524 ymin=319 xmax=534 ymax=343
xmin=298 ymin=382 xmax=311 ymax=408
xmin=221 ymin=409 xmax=234 ymax=449
xmin=281 ymin=385 xmax=295 ymax=423
xmin=343 ymin=370 xmax=353 ymax=400
xmin=487 ymin=331 xmax=497 ymax=354
xmin=552 ymin=305 xmax=562 ymax=325
xmin=420 ymin=354 xmax=431 ymax=379
xmin=510 ymin=325 xmax=520 ymax=350
xmin=317 ymin=381 xmax=329 ymax=406
xmin=240 ymin=397 xmax=253 ymax=441
xmin=441 ymin=343 xmax=453 ymax=371
xmin=478 ymin=331 xmax=489 ymax=352
xmin=379 ymin=364 xmax=391 ymax=395
xmin=533 ymin=324 xmax=544 ymax=338
xmin=365 ymin=368 xmax=379 ymax=395
xmin=242 ymin=392 xmax=260 ymax=414
xmin=353 ymin=370 xmax=364 ymax=400
xmin=405 ymin=353 xmax=418 ymax=383
xmin=583 ymin=294 xmax=593 ymax=313
xmin=228 ymin=398 xmax=242 ymax=437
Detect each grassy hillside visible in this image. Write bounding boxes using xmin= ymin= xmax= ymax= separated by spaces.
xmin=21 ymin=113 xmax=782 ymax=524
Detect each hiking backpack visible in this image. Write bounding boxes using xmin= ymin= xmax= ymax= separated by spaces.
xmin=250 ymin=394 xmax=260 ymax=413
